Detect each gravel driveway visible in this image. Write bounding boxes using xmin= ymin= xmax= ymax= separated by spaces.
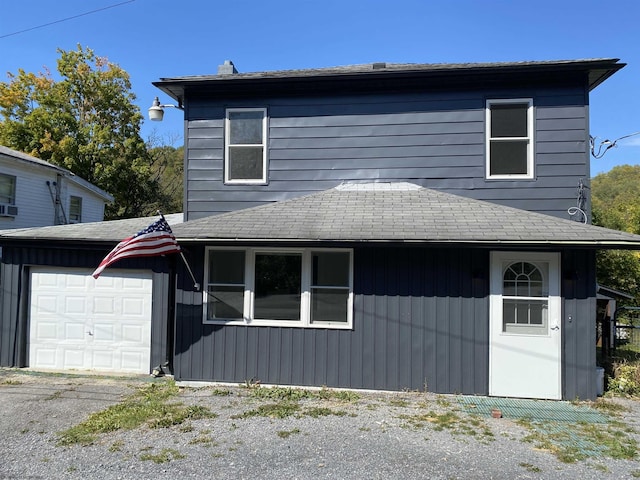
xmin=1 ymin=368 xmax=640 ymax=479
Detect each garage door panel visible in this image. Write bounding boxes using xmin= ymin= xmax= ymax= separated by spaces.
xmin=120 ymin=324 xmax=144 ymax=343
xmin=63 ymin=348 xmax=86 ymax=368
xmin=64 ymin=274 xmax=89 ymax=289
xmin=92 ymin=350 xmax=116 ymax=370
xmin=93 ymin=296 xmax=117 ymax=315
xmin=65 ymin=296 xmax=87 ymax=314
xmin=29 ymin=268 xmax=152 ymax=374
xmin=33 ymin=295 xmax=58 ymax=316
xmin=94 ymin=323 xmax=115 ymax=342
xmin=33 ymin=348 xmax=57 ymax=368
xmin=121 ymin=351 xmax=146 ymax=371
xmin=122 ymin=297 xmax=148 ymax=316
xmin=35 ymin=321 xmax=58 ymax=340
xmin=64 ymin=322 xmax=85 ymax=341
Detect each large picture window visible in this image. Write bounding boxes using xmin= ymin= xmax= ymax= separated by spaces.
xmin=204 ymin=248 xmax=353 ymax=329
xmin=224 ymin=108 xmax=267 ymax=184
xmin=486 ymin=99 xmax=534 ymax=179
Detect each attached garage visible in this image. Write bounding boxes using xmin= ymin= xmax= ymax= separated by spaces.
xmin=28 ymin=268 xmax=153 ymax=374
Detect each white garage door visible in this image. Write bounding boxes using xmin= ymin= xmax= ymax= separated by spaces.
xmin=29 ymin=268 xmax=152 ymax=374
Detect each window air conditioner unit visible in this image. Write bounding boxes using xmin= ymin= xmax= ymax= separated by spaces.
xmin=0 ymin=203 xmax=18 ymax=217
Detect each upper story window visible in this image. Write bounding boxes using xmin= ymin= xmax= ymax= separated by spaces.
xmin=69 ymin=196 xmax=82 ymax=223
xmin=486 ymin=99 xmax=534 ymax=179
xmin=204 ymin=247 xmax=353 ymax=329
xmin=0 ymin=174 xmax=16 ymax=204
xmin=225 ymin=108 xmax=268 ymax=184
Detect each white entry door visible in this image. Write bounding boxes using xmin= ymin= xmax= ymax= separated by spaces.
xmin=29 ymin=268 xmax=152 ymax=374
xmin=489 ymin=252 xmax=561 ymax=399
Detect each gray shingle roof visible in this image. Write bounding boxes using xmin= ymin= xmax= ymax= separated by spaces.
xmin=0 ymin=145 xmax=113 ymax=201
xmin=0 ymin=213 xmax=183 ymax=242
xmin=3 ymin=184 xmax=640 ymax=248
xmin=170 ymin=183 xmax=640 ymax=248
xmin=157 ymin=59 xmax=621 ymax=85
xmin=154 ymin=59 xmax=624 ymax=103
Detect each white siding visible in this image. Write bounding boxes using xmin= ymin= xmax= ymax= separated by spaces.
xmin=0 ymin=156 xmax=109 ymax=229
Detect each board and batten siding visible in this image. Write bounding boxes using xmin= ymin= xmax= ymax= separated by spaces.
xmin=184 ymin=85 xmax=589 ymax=220
xmin=174 ymin=246 xmax=490 ymax=394
xmin=174 ymin=245 xmax=598 ymax=399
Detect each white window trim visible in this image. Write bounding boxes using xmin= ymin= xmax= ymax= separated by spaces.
xmin=224 ymin=107 xmax=268 ymax=185
xmin=485 ymin=98 xmax=534 ymax=180
xmin=203 ymin=247 xmax=354 ymax=329
xmin=490 ymin=251 xmax=560 ymax=337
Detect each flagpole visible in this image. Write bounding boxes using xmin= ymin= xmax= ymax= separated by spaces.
xmin=180 ymin=251 xmax=200 ymax=291
xmin=158 ymin=211 xmax=200 ymax=291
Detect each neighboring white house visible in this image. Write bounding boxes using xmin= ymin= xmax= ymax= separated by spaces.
xmin=0 ymin=146 xmax=113 ymax=229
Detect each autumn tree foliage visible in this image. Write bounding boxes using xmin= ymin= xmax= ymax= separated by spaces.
xmin=0 ymin=45 xmax=168 ymax=219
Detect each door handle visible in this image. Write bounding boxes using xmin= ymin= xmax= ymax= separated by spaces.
xmin=550 ymin=325 xmax=560 ymax=331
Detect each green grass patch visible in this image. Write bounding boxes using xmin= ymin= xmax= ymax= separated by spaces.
xmin=57 ymin=381 xmax=217 ymax=446
xmin=0 ymin=379 xmax=22 ymax=385
xmin=591 ymin=399 xmax=628 ymax=415
xmin=244 ymin=385 xmax=360 ymax=403
xmin=516 ymin=417 xmax=637 ymax=463
xmin=246 ymin=386 xmax=313 ymax=401
xmin=519 ymin=462 xmax=541 ymax=473
xmin=139 ymin=448 xmax=185 ymax=463
xmin=398 ymin=410 xmax=494 ymax=442
xmin=210 ymin=388 xmax=232 ymax=396
xmin=317 ymin=387 xmax=361 ymax=402
xmin=304 ymin=406 xmax=347 ymax=418
xmin=277 ymin=428 xmax=301 ymax=438
xmin=189 ymin=435 xmax=216 ymax=446
xmin=232 ymin=401 xmax=301 ymax=419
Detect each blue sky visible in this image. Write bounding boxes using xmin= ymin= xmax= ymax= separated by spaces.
xmin=0 ymin=0 xmax=638 ymax=176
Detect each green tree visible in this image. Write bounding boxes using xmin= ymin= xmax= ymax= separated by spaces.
xmin=0 ymin=45 xmax=159 ymax=219
xmin=592 ymin=164 xmax=640 ymax=305
xmin=147 ymin=140 xmax=184 ymax=214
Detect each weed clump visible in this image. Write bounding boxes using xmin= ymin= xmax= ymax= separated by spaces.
xmin=57 ymin=381 xmax=216 ymax=446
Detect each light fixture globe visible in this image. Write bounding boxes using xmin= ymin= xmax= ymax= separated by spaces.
xmin=148 ymin=97 xmax=164 ymax=121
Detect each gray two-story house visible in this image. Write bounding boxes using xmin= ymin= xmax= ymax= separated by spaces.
xmin=2 ymin=59 xmax=640 ymax=400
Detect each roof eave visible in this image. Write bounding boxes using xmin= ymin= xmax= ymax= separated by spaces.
xmin=174 ymin=237 xmax=640 ymax=249
xmin=153 ymin=59 xmax=625 ymax=103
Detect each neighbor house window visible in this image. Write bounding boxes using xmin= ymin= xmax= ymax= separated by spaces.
xmin=69 ymin=196 xmax=82 ymax=223
xmin=204 ymin=247 xmax=353 ymax=329
xmin=0 ymin=174 xmax=16 ymax=204
xmin=224 ymin=108 xmax=268 ymax=184
xmin=486 ymin=99 xmax=534 ymax=179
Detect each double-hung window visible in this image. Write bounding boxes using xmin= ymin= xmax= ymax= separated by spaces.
xmin=224 ymin=108 xmax=268 ymax=184
xmin=486 ymin=99 xmax=534 ymax=179
xmin=204 ymin=248 xmax=353 ymax=329
xmin=0 ymin=174 xmax=16 ymax=204
xmin=69 ymin=196 xmax=82 ymax=223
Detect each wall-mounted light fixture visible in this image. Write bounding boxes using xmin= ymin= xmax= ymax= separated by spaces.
xmin=148 ymin=96 xmax=183 ymax=122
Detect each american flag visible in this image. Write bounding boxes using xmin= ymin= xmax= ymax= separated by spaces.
xmin=92 ymin=217 xmax=181 ymax=279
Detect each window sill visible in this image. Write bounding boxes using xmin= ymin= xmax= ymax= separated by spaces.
xmin=204 ymin=319 xmax=353 ymax=330
xmin=223 ymin=180 xmax=269 ymax=186
xmin=485 ymin=175 xmax=536 ymax=181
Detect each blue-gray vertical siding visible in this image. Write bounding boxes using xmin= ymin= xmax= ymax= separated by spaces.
xmin=174 ymin=246 xmax=490 ymax=395
xmin=185 ymin=86 xmax=589 ymax=221
xmin=174 ymin=245 xmax=598 ymax=399
xmin=0 ymin=245 xmax=172 ymax=372
xmin=562 ymin=249 xmax=598 ymax=400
